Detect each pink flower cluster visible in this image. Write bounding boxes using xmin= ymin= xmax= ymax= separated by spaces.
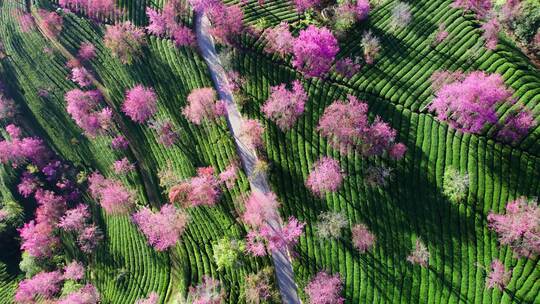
xmin=65 ymin=89 xmax=112 ymax=137
xmin=135 ymin=292 xmax=159 ymax=304
xmin=498 ymin=109 xmax=536 ymax=143
xmin=71 ymin=67 xmax=93 ymax=87
xmin=0 ymin=125 xmax=48 ymax=167
xmin=122 ymin=85 xmax=158 ymax=123
xmin=293 ymin=26 xmax=339 ymax=78
xmin=487 ymin=197 xmax=540 ymax=258
xmin=38 ymin=9 xmax=63 ymax=37
xmin=242 ymin=191 xmax=279 ymax=228
xmin=207 ymin=4 xmax=244 ymax=45
xmin=104 ymin=22 xmax=146 ymax=64
xmin=63 ymin=261 xmax=85 ymax=281
xmin=429 ymin=71 xmax=513 ymax=134
xmin=333 ymin=57 xmax=361 ymax=78
xmin=218 ymin=162 xmax=239 ymax=189
xmin=240 ymin=119 xmax=265 ymax=149
xmin=259 ymin=217 xmax=305 ymax=251
xmin=262 ymin=80 xmax=307 ymax=130
xmin=305 ymin=272 xmax=345 ymax=304
xmin=452 ymin=0 xmax=492 ymax=19
xmin=59 ymin=0 xmax=118 ymax=17
xmin=145 ymin=3 xmax=195 ymax=47
xmin=132 ymin=204 xmax=189 ymax=251
xmin=57 ymin=284 xmax=100 ymax=304
xmin=485 ymin=259 xmax=512 ymax=290
xmin=263 ymin=22 xmax=294 ymax=57
xmin=89 ymin=172 xmax=134 ymax=214
xmin=305 ymin=157 xmax=344 ymax=196
xmin=14 ymin=270 xmax=63 ymax=303
xmin=482 ymin=18 xmax=500 ymax=50
xmin=183 ymin=88 xmax=225 ymax=125
xmin=352 ymin=223 xmax=375 ymax=253
xmin=19 ymin=220 xmax=59 ymax=258
xmin=169 ymin=167 xmax=221 ymax=208
xmin=77 ymin=42 xmax=96 ymax=61
xmin=292 ymin=0 xmax=320 ymax=12
xmin=18 ymin=13 xmax=35 ymax=33
xmin=150 ymin=119 xmax=179 ymax=147
xmin=113 ymin=157 xmax=135 ymax=174
xmin=318 ymin=95 xmax=405 ymax=158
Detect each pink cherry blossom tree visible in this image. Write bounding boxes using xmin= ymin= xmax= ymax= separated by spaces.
xmin=498 ymin=108 xmax=536 ymax=143
xmin=123 ymin=85 xmax=158 ymax=123
xmin=19 ymin=220 xmax=59 ymax=258
xmin=305 ymin=271 xmax=345 ymax=304
xmin=136 ymin=292 xmax=159 ymax=304
xmin=111 ymin=135 xmax=129 ymax=150
xmin=333 ymin=57 xmax=361 ymax=78
xmin=184 ymin=276 xmax=224 ymax=303
xmin=487 ymin=197 xmax=540 ymax=258
xmin=292 ymin=0 xmax=320 ymax=12
xmin=246 ymin=229 xmax=267 ymax=256
xmin=78 ymin=42 xmax=96 ymax=61
xmin=305 ymin=157 xmax=344 ymax=196
xmin=63 ymin=261 xmax=85 ymax=281
xmin=218 ymin=162 xmax=239 ymax=189
xmin=318 ymin=95 xmax=404 ymax=157
xmin=390 ymin=2 xmax=412 ymax=30
xmin=34 ymin=189 xmax=67 ymax=225
xmin=356 ymin=0 xmax=370 ymax=21
xmin=292 ymin=25 xmax=339 ymax=78
xmin=240 ymin=119 xmax=265 ymax=149
xmin=169 ymin=167 xmax=221 ymax=208
xmin=242 ymin=191 xmax=279 ymax=228
xmin=113 ymin=157 xmax=135 ymax=174
xmin=104 ymin=22 xmax=146 ymax=64
xmin=406 ymin=239 xmax=430 ymax=267
xmin=150 ymin=119 xmax=179 ymax=147
xmin=65 ymin=89 xmax=112 ymax=137
xmin=259 ymin=216 xmax=304 ymax=251
xmin=208 ymin=4 xmax=244 ymax=45
xmin=77 ymin=224 xmax=104 ymax=253
xmin=429 ymin=71 xmax=513 ymax=134
xmin=88 ymin=172 xmax=134 ymax=214
xmin=482 ymin=18 xmax=500 ymax=50
xmin=15 ymin=270 xmax=63 ymax=303
xmin=71 ymin=67 xmax=93 ymax=87
xmin=132 ymin=204 xmax=189 ymax=251
xmin=452 ymin=0 xmax=492 ymax=19
xmin=183 ymin=88 xmax=225 ymax=125
xmin=263 ymin=22 xmax=294 ymax=57
xmin=352 ymin=223 xmax=375 ymax=253
xmin=59 ymin=0 xmax=118 ymax=18
xmin=485 ymin=259 xmax=512 ymax=290
xmin=262 ymin=80 xmax=307 ymax=130
xmin=37 ymin=10 xmax=63 ymax=38
xmin=19 ymin=13 xmax=35 ymax=33
xmin=57 ymin=284 xmax=100 ymax=304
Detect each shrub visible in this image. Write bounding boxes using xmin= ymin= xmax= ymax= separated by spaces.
xmin=58 ymin=204 xmax=90 ymax=232
xmin=150 ymin=119 xmax=179 ymax=147
xmin=0 ymin=200 xmax=24 ymax=233
xmin=452 ymin=0 xmax=492 ymax=18
xmin=183 ymin=276 xmax=224 ymax=303
xmin=305 ymin=272 xmax=345 ymax=304
xmin=77 ymin=224 xmax=103 ymax=253
xmin=112 ymin=157 xmax=135 ymax=174
xmin=19 ymin=252 xmax=42 ymax=278
xmin=71 ymin=67 xmax=92 ymax=87
xmin=218 ymin=162 xmax=239 ymax=189
xmin=259 ymin=216 xmax=305 ymax=251
xmin=333 ymin=57 xmax=361 ymax=78
xmin=390 ymin=2 xmax=412 ymax=30
xmin=246 ymin=229 xmax=267 ymax=256
xmin=208 ymin=4 xmax=244 ymax=45
xmin=104 ymin=22 xmax=146 ymax=64
xmin=306 ymin=157 xmax=344 ymax=196
xmin=77 ymin=42 xmax=96 ymax=61
xmin=292 ymin=26 xmax=339 ymax=78
xmin=442 ymin=167 xmax=469 ymax=203
xmin=212 ymin=237 xmax=245 ymax=270
xmin=361 ymin=30 xmax=381 ymax=64
xmin=510 ymin=1 xmax=540 ymax=48
xmin=315 ymin=211 xmax=348 ymax=240
xmin=262 ymin=80 xmax=307 ymax=130
xmin=19 ymin=13 xmax=35 ymax=33
xmin=123 ymin=85 xmax=158 ymax=123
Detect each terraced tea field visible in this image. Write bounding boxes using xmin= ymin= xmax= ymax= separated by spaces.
xmin=0 ymin=0 xmax=538 ymax=303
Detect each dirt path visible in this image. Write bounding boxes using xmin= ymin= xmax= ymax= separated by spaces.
xmin=194 ymin=13 xmax=302 ymax=304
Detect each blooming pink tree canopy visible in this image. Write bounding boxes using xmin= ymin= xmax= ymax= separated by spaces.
xmin=63 ymin=261 xmax=85 ymax=281
xmin=78 ymin=42 xmax=96 ymax=61
xmin=356 ymin=0 xmax=371 ymax=21
xmin=352 ymin=223 xmax=375 ymax=253
xmin=71 ymin=67 xmax=93 ymax=87
xmin=292 ymin=0 xmax=320 ymax=12
xmin=19 ymin=220 xmax=59 ymax=258
xmin=104 ymin=22 xmax=146 ymax=64
xmin=318 ymin=95 xmax=404 ymax=157
xmin=487 ymin=197 xmax=540 ymax=258
xmin=123 ymin=85 xmax=158 ymax=123
xmin=77 ymin=224 xmax=104 ymax=253
xmin=150 ymin=119 xmax=179 ymax=147
xmin=65 ymin=89 xmax=112 ymax=137
xmin=15 ymin=270 xmax=63 ymax=303
xmin=292 ymin=26 xmax=339 ymax=78
xmin=263 ymin=22 xmax=294 ymax=57
xmin=37 ymin=10 xmax=63 ymax=37
xmin=452 ymin=0 xmax=492 ymax=18
xmin=218 ymin=162 xmax=239 ymax=189
xmin=19 ymin=13 xmax=35 ymax=33
xmin=59 ymin=0 xmax=118 ymax=17
xmin=498 ymin=109 xmax=536 ymax=143
xmin=482 ymin=18 xmax=500 ymax=50
xmin=208 ymin=4 xmax=244 ymax=45
xmin=485 ymin=259 xmax=512 ymax=290
xmin=406 ymin=239 xmax=430 ymax=267
xmin=240 ymin=119 xmax=265 ymax=149
xmin=169 ymin=167 xmax=221 ymax=207
xmin=262 ymin=80 xmax=307 ymax=130
xmin=259 ymin=216 xmax=305 ymax=251
xmin=183 ymin=88 xmax=225 ymax=125
xmin=361 ymin=30 xmax=381 ymax=64
xmin=57 ymin=284 xmax=100 ymax=304
xmin=429 ymin=71 xmax=513 ymax=134
xmin=305 ymin=157 xmax=344 ymax=196
xmin=136 ymin=292 xmax=159 ymax=304
xmin=242 ymin=191 xmax=279 ymax=228
xmin=305 ymin=272 xmax=345 ymax=304
xmin=132 ymin=204 xmax=189 ymax=251
xmin=89 ymin=172 xmax=134 ymax=214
